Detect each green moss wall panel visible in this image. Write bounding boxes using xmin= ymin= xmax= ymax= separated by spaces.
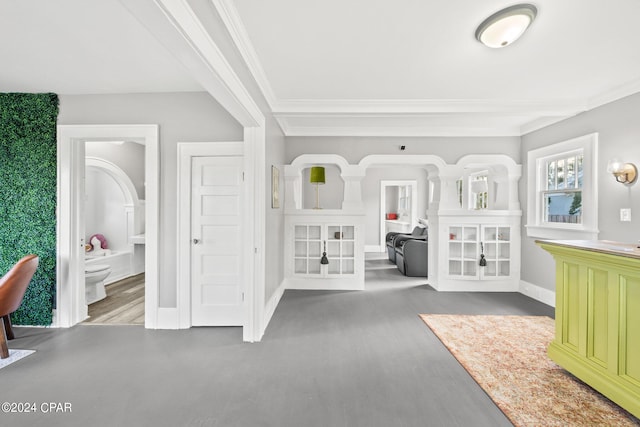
xmin=0 ymin=93 xmax=58 ymax=325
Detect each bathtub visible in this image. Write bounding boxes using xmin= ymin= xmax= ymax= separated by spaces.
xmin=85 ymin=250 xmax=134 ymax=285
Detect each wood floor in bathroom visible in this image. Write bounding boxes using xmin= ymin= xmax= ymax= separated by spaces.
xmin=84 ymin=273 xmax=145 ymax=325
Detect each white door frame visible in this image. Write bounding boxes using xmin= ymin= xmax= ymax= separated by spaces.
xmin=177 ymin=141 xmax=257 ymax=341
xmin=56 ymin=124 xmax=159 ymax=328
xmin=379 ymin=180 xmax=418 ymax=250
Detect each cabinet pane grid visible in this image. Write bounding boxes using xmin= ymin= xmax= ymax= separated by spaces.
xmin=447 ymin=224 xmax=512 ymax=280
xmin=294 ymin=224 xmax=356 ymax=277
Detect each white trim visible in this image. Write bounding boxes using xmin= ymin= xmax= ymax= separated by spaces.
xmin=56 ymin=132 xmax=85 ymax=327
xmin=155 ymin=308 xmax=180 ymax=329
xmin=358 ymin=154 xmax=447 ymax=171
xmin=524 ymin=225 xmax=599 ymax=240
xmin=120 ymin=0 xmax=262 ymax=127
xmin=56 ymin=124 xmax=159 ymax=328
xmin=587 ymin=77 xmax=640 ymax=111
xmin=244 ymin=126 xmax=266 ymax=343
xmin=519 ymin=280 xmax=556 ymax=308
xmin=85 ymin=157 xmax=140 ymax=205
xmin=521 ymin=116 xmax=578 ymax=135
xmin=211 ymin=0 xmax=278 ymax=109
xmin=260 ymin=281 xmax=285 ymax=340
xmin=526 ymin=133 xmax=599 ymax=240
xmin=273 ymin=98 xmax=585 ymax=115
xmin=280 ymin=124 xmax=524 ymax=138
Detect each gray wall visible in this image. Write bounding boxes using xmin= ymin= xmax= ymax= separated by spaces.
xmin=59 ymin=92 xmax=243 ymax=307
xmin=264 ymin=115 xmax=286 ymax=301
xmin=363 ymin=167 xmax=429 ymax=246
xmin=520 ymin=92 xmax=640 ymax=291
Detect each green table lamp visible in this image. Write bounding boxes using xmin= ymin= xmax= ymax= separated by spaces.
xmin=310 ymin=166 xmax=325 ymax=209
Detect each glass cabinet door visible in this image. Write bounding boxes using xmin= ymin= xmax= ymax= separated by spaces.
xmin=327 ymin=225 xmax=355 ymax=275
xmin=447 ymin=225 xmax=479 ymax=278
xmin=294 ymin=225 xmax=322 ymax=275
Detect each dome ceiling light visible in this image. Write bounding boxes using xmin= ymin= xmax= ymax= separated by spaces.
xmin=475 ymin=4 xmax=537 ymax=48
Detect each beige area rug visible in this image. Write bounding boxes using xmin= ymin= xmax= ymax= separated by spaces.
xmin=0 ymin=349 xmax=35 ymax=370
xmin=420 ymin=314 xmax=640 ymax=426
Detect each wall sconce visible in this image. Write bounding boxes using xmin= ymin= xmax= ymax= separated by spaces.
xmin=607 ymin=158 xmax=638 ymax=185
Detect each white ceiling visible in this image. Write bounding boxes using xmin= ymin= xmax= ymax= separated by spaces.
xmin=0 ymin=0 xmax=201 ymax=94
xmin=2 ymin=0 xmax=640 ymax=136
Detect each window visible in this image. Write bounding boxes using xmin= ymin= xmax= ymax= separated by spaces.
xmin=526 ymin=133 xmax=598 ymax=239
xmin=469 ymin=172 xmax=489 ymax=210
xmin=456 ymin=172 xmax=489 ymax=210
xmin=543 ymin=153 xmax=583 ymax=224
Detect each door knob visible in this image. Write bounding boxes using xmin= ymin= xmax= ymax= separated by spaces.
xmin=193 ymin=238 xmax=200 ymax=244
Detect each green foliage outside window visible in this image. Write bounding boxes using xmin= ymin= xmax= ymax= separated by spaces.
xmin=0 ymin=93 xmax=58 ymax=325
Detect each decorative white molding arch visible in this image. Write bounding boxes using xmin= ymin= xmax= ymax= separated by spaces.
xmin=288 ymin=154 xmax=351 ymax=175
xmin=85 ymin=157 xmax=141 ymax=206
xmin=456 ymin=154 xmax=521 ymax=177
xmin=85 ymin=157 xmax=145 ymax=252
xmin=358 ymin=154 xmax=448 ymax=173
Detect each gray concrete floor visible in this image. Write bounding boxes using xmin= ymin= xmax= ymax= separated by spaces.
xmin=2 ymin=254 xmax=553 ymax=427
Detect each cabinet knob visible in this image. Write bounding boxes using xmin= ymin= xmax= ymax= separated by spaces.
xmin=193 ymin=238 xmax=200 ymax=245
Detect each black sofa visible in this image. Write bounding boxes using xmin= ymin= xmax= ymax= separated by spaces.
xmin=385 ymin=226 xmax=427 ymax=262
xmin=394 ymin=237 xmax=428 ymax=277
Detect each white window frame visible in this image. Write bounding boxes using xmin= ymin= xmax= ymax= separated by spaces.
xmin=526 ymin=133 xmax=599 ymax=240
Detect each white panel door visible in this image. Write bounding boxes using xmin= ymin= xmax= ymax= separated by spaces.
xmin=191 ymin=156 xmax=244 ymax=326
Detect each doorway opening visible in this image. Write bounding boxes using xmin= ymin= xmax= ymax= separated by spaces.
xmin=82 ymin=145 xmax=146 ymax=325
xmin=56 ymin=125 xmax=159 ymax=328
xmin=379 ymin=180 xmax=418 ymax=250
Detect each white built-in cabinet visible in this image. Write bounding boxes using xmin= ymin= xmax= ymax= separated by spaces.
xmin=447 ymin=224 xmax=513 ymax=279
xmin=431 ymin=212 xmax=521 ymax=292
xmin=286 ymin=212 xmax=364 ymax=290
xmin=294 ymin=224 xmax=356 ymax=276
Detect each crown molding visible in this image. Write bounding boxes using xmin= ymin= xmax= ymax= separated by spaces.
xmin=279 ymin=123 xmax=523 ymax=137
xmin=520 ymin=78 xmax=640 ymax=135
xmin=586 ymin=77 xmax=640 ymax=111
xmin=272 ymin=98 xmax=585 ymax=116
xmin=520 ymin=115 xmax=578 ymax=135
xmin=211 ymin=0 xmax=278 ymax=109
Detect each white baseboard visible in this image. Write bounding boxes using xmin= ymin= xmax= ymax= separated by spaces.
xmin=51 ymin=309 xmax=59 ymax=328
xmin=260 ymin=281 xmax=285 ymax=340
xmin=519 ymin=280 xmax=555 ymax=307
xmin=153 ymin=307 xmax=181 ymax=329
xmin=365 ymin=245 xmax=384 ymax=252
xmin=433 ymin=280 xmax=519 ymax=292
xmin=284 ymin=277 xmax=365 ymax=291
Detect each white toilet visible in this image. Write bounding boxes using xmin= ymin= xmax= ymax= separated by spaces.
xmin=85 ymin=264 xmax=111 ymax=304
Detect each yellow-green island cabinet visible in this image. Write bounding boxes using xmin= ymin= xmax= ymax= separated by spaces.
xmin=537 ymin=240 xmax=640 ymax=418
